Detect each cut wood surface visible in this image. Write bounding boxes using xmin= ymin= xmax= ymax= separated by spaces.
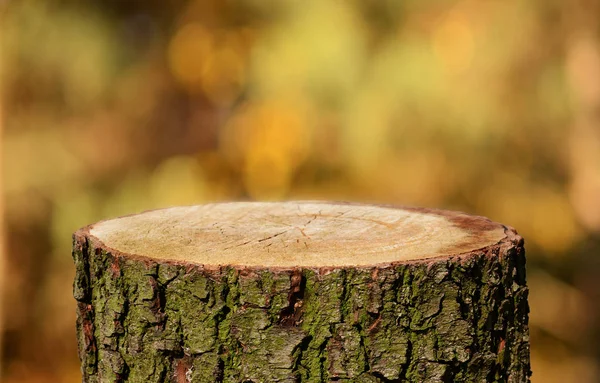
xmin=89 ymin=202 xmax=507 ymax=267
xmin=73 ymin=201 xmax=531 ymax=382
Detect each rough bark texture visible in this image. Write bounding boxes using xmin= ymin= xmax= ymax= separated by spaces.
xmin=73 ymin=224 xmax=530 ymax=383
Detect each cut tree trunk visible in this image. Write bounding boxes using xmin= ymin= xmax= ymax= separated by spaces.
xmin=73 ymin=202 xmax=530 ymax=383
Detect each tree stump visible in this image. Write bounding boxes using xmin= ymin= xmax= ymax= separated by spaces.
xmin=72 ymin=202 xmax=530 ymax=383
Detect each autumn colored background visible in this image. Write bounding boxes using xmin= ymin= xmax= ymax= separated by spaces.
xmin=2 ymin=0 xmax=600 ymax=382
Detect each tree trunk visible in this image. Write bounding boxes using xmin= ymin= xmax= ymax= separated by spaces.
xmin=73 ymin=202 xmax=531 ymax=383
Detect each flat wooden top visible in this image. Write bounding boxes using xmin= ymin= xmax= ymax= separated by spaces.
xmin=86 ymin=202 xmax=508 ymax=268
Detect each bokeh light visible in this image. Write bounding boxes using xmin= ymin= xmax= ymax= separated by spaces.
xmin=2 ymin=0 xmax=600 ymax=382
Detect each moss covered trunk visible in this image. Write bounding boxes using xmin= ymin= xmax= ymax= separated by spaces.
xmin=73 ymin=230 xmax=530 ymax=382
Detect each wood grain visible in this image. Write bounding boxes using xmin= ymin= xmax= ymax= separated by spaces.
xmin=85 ymin=202 xmax=508 ymax=268
xmin=73 ymin=202 xmax=530 ymax=382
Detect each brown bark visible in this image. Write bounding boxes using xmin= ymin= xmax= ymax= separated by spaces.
xmin=73 ymin=202 xmax=531 ymax=382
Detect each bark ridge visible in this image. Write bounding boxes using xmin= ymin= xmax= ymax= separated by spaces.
xmin=73 ymin=229 xmax=530 ymax=382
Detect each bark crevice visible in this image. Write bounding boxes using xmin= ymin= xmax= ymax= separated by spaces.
xmin=73 ymin=228 xmax=531 ymax=382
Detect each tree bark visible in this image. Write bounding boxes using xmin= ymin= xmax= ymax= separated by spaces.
xmin=73 ymin=202 xmax=531 ymax=382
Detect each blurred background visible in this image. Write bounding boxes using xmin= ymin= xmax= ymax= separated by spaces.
xmin=2 ymin=0 xmax=600 ymax=382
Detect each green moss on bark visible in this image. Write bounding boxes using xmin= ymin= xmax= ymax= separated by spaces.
xmin=73 ymin=232 xmax=530 ymax=382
